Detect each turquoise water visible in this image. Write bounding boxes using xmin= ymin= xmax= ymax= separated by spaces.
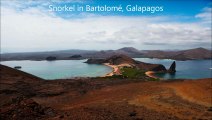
xmin=1 ymin=59 xmax=211 ymax=80
xmin=1 ymin=60 xmax=112 ymax=80
xmin=134 ymin=58 xmax=212 ymax=79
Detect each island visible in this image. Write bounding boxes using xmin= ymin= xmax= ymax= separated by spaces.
xmin=46 ymin=56 xmax=57 ymax=61
xmin=85 ymin=55 xmax=175 ymax=78
xmin=0 ymin=64 xmax=211 ymax=120
xmin=1 ymin=47 xmax=211 ymax=61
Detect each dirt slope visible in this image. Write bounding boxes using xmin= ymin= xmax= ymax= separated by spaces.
xmin=0 ymin=64 xmax=211 ymax=120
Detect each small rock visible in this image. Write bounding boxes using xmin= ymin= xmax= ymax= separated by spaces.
xmin=129 ymin=110 xmax=137 ymax=117
xmin=207 ymin=107 xmax=212 ymax=112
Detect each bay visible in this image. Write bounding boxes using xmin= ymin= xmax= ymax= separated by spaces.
xmin=134 ymin=58 xmax=211 ymax=79
xmin=0 ymin=60 xmax=112 ymax=80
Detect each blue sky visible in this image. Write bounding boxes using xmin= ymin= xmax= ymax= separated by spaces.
xmin=1 ymin=0 xmax=211 ymax=52
xmin=55 ymin=0 xmax=210 ymax=16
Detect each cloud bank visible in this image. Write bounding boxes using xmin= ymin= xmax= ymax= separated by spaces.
xmin=1 ymin=1 xmax=211 ymax=52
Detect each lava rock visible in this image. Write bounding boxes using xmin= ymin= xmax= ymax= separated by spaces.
xmin=85 ymin=59 xmax=105 ymax=64
xmin=168 ymin=61 xmax=176 ymax=73
xmin=46 ymin=56 xmax=56 ymax=61
xmin=70 ymin=55 xmax=82 ymax=59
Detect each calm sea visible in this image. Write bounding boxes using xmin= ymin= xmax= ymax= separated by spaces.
xmin=135 ymin=58 xmax=211 ymax=79
xmin=1 ymin=60 xmax=112 ymax=80
xmin=1 ymin=58 xmax=211 ymax=80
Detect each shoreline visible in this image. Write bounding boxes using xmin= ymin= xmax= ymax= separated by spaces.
xmin=145 ymin=71 xmax=160 ymax=79
xmin=1 ymin=64 xmax=212 ymax=120
xmin=103 ymin=63 xmax=161 ymax=79
xmin=102 ymin=63 xmax=121 ymax=77
xmin=102 ymin=63 xmax=132 ymax=77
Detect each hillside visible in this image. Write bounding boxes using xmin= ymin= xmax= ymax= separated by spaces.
xmin=86 ymin=54 xmax=173 ymax=72
xmin=144 ymin=47 xmax=212 ymax=60
xmin=1 ymin=47 xmax=211 ymax=61
xmin=0 ymin=64 xmax=211 ymax=120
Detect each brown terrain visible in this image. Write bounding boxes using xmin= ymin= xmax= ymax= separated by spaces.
xmin=144 ymin=47 xmax=212 ymax=60
xmin=0 ymin=64 xmax=212 ymax=120
xmin=86 ymin=55 xmax=168 ymax=72
xmin=1 ymin=47 xmax=211 ymax=61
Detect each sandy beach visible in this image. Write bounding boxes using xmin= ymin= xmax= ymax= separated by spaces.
xmin=145 ymin=71 xmax=159 ymax=79
xmin=0 ymin=66 xmax=211 ymax=120
xmin=103 ymin=63 xmax=132 ymax=77
xmin=104 ymin=63 xmax=160 ymax=79
xmin=1 ymin=64 xmax=212 ymax=120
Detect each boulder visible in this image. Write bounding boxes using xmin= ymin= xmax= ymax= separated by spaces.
xmin=14 ymin=66 xmax=22 ymax=69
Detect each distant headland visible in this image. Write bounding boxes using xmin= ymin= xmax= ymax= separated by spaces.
xmin=1 ymin=47 xmax=211 ymax=61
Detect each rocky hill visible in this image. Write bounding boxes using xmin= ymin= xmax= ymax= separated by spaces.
xmin=0 ymin=64 xmax=211 ymax=120
xmin=144 ymin=47 xmax=212 ymax=60
xmin=1 ymin=47 xmax=211 ymax=61
xmin=86 ymin=55 xmax=171 ymax=72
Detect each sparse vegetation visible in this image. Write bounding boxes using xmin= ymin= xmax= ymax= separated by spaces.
xmin=121 ymin=67 xmax=145 ymax=79
xmin=103 ymin=67 xmax=160 ymax=80
xmin=147 ymin=77 xmax=160 ymax=81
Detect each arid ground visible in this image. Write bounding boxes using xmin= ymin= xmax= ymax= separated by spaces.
xmin=0 ymin=65 xmax=211 ymax=120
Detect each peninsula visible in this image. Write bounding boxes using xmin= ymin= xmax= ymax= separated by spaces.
xmin=85 ymin=55 xmax=175 ymax=78
xmin=0 ymin=64 xmax=211 ymax=120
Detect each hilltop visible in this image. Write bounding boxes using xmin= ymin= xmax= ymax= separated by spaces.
xmin=86 ymin=54 xmax=173 ymax=73
xmin=1 ymin=47 xmax=211 ymax=61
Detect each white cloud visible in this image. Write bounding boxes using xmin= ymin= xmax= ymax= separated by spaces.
xmin=1 ymin=2 xmax=211 ymax=52
xmin=195 ymin=7 xmax=212 ymax=25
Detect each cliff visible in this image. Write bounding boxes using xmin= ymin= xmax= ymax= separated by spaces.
xmin=168 ymin=61 xmax=176 ymax=73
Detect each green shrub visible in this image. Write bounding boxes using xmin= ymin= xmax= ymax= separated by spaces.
xmin=147 ymin=77 xmax=160 ymax=81
xmin=121 ymin=67 xmax=145 ymax=78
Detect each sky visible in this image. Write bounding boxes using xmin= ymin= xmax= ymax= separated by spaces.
xmin=1 ymin=0 xmax=212 ymax=53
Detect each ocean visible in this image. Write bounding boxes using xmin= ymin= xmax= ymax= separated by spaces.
xmin=135 ymin=58 xmax=211 ymax=79
xmin=1 ymin=58 xmax=211 ymax=80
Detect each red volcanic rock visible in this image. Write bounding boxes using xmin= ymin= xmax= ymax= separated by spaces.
xmin=105 ymin=54 xmax=136 ymax=65
xmin=0 ymin=96 xmax=56 ymax=120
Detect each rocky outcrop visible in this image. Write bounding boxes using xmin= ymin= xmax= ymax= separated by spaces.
xmin=85 ymin=58 xmax=105 ymax=64
xmin=0 ymin=96 xmax=56 ymax=120
xmin=136 ymin=62 xmax=167 ymax=72
xmin=104 ymin=55 xmax=137 ymax=65
xmin=168 ymin=61 xmax=176 ymax=73
xmin=46 ymin=56 xmax=56 ymax=61
xmin=148 ymin=64 xmax=167 ymax=72
xmin=69 ymin=55 xmax=82 ymax=59
xmin=85 ymin=55 xmax=168 ymax=72
xmin=14 ymin=66 xmax=22 ymax=69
